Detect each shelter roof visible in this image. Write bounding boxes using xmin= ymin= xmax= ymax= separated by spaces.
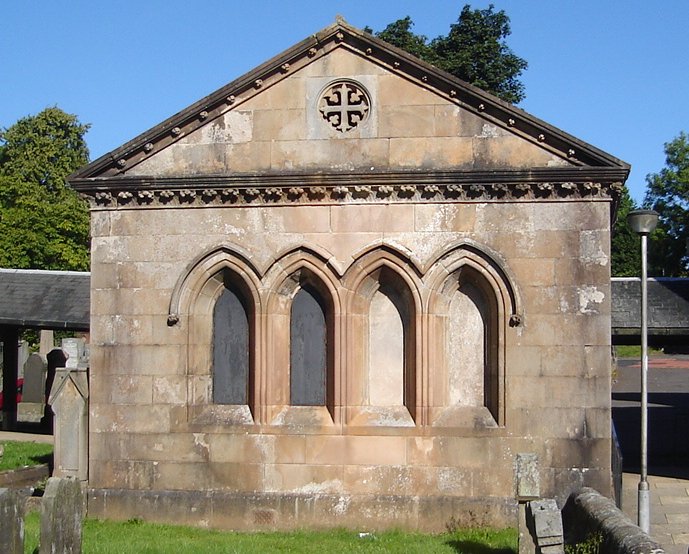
xmin=0 ymin=269 xmax=90 ymax=330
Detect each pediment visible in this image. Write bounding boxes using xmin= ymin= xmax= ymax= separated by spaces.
xmin=71 ymin=19 xmax=628 ymax=193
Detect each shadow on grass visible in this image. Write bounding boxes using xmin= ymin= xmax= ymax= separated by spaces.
xmin=445 ymin=540 xmax=516 ymax=554
xmin=32 ymin=452 xmax=54 ymax=473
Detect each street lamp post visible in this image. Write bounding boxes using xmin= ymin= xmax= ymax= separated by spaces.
xmin=626 ymin=209 xmax=659 ymax=534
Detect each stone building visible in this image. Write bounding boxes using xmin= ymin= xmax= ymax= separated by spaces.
xmin=70 ymin=20 xmax=629 ymax=530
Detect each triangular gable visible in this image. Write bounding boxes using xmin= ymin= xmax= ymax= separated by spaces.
xmin=71 ymin=18 xmax=629 ymax=184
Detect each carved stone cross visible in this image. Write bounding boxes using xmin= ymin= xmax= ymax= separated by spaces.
xmin=319 ymin=81 xmax=370 ymax=132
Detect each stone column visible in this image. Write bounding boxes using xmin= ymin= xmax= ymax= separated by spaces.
xmin=516 ymin=453 xmax=540 ymax=554
xmin=49 ymin=367 xmax=89 ymax=481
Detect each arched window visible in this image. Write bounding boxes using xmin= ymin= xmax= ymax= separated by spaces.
xmin=368 ymin=283 xmax=410 ymax=408
xmin=290 ymin=286 xmax=328 ymax=406
xmin=212 ymin=278 xmax=251 ymax=405
xmin=359 ymin=266 xmax=417 ymax=422
xmin=446 ymin=268 xmax=499 ymax=422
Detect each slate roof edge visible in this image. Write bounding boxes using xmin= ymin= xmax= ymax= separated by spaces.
xmin=0 ymin=317 xmax=90 ymax=331
xmin=69 ymin=18 xmax=630 ymax=182
xmin=0 ymin=268 xmax=90 ymax=277
xmin=612 ymin=277 xmax=689 ymax=283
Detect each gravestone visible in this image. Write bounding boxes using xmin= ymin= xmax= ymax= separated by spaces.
xmin=45 ymin=349 xmax=68 ymax=429
xmin=0 ymin=487 xmax=25 ymax=554
xmin=528 ymin=499 xmax=564 ymax=554
xmin=60 ymin=338 xmax=85 ymax=369
xmin=18 ymin=353 xmax=47 ymax=423
xmin=49 ymin=367 xmax=89 ymax=480
xmin=18 ymin=340 xmax=29 ymax=378
xmin=516 ymin=453 xmax=541 ymax=554
xmin=39 ymin=330 xmax=55 ymax=357
xmin=40 ymin=477 xmax=84 ymax=554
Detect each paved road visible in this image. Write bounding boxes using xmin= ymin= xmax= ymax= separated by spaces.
xmin=0 ymin=430 xmax=53 ymax=443
xmin=613 ymin=355 xmax=689 ymax=552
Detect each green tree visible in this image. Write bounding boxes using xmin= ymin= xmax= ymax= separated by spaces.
xmin=0 ymin=107 xmax=91 ymax=271
xmin=611 ymin=187 xmax=641 ymax=277
xmin=368 ymin=4 xmax=528 ymax=104
xmin=644 ymin=132 xmax=689 ymax=276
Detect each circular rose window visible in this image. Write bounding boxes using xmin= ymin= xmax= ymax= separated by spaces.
xmin=318 ymin=80 xmax=371 ymax=133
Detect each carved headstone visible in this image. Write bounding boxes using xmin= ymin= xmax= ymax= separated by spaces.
xmin=0 ymin=487 xmax=25 ymax=554
xmin=49 ymin=368 xmax=89 ymax=481
xmin=40 ymin=477 xmax=83 ymax=554
xmin=516 ymin=453 xmax=541 ymax=554
xmin=45 ymin=349 xmax=68 ymax=429
xmin=528 ymin=499 xmax=564 ymax=554
xmin=18 ymin=353 xmax=47 ymax=423
xmin=39 ymin=330 xmax=55 ymax=357
xmin=60 ymin=338 xmax=85 ymax=369
xmin=516 ymin=453 xmax=540 ymax=500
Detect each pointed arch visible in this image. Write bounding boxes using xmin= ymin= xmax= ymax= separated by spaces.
xmin=212 ymin=273 xmax=252 ymax=406
xmin=425 ymin=239 xmax=521 ymax=319
xmin=171 ymin=244 xmax=262 ymax=424
xmin=168 ymin=243 xmax=262 ymax=325
xmin=343 ymin=245 xmax=422 ymax=426
xmin=264 ymin=247 xmax=342 ymax=424
xmin=426 ymin=242 xmax=519 ymax=427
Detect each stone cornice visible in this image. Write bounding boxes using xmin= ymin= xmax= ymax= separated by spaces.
xmin=72 ymin=169 xmax=624 ymax=209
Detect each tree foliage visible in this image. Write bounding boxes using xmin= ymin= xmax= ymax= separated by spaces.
xmin=0 ymin=107 xmax=91 ymax=271
xmin=644 ymin=132 xmax=689 ymax=276
xmin=368 ymin=4 xmax=528 ymax=104
xmin=611 ymin=187 xmax=641 ymax=277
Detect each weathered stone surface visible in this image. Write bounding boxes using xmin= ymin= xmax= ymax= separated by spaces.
xmin=562 ymin=487 xmax=664 ymax=554
xmin=49 ymin=368 xmax=89 ymax=481
xmin=87 ymin=487 xmax=517 ymax=532
xmin=529 ymin=498 xmax=564 ymax=552
xmin=0 ymin=488 xmax=24 ymax=554
xmin=40 ymin=477 xmax=84 ymax=554
xmin=0 ymin=464 xmax=50 ymax=488
xmin=516 ymin=453 xmax=540 ymax=501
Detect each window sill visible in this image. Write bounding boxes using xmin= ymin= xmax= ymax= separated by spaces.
xmin=347 ymin=406 xmax=415 ymax=427
xmin=188 ymin=404 xmax=254 ymax=426
xmin=269 ymin=405 xmax=334 ymax=427
xmin=430 ymin=406 xmax=499 ymax=429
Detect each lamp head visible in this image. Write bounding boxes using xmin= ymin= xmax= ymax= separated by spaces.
xmin=627 ymin=209 xmax=659 ymax=235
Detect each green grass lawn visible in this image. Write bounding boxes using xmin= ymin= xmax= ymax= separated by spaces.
xmin=614 ymin=345 xmax=664 ymax=358
xmin=23 ymin=513 xmax=517 ymax=553
xmin=0 ymin=440 xmax=52 ymax=472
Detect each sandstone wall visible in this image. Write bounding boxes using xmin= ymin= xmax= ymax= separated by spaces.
xmin=87 ymin=198 xmax=612 ymax=529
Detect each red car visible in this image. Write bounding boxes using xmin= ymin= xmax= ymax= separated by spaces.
xmin=0 ymin=378 xmax=24 ymax=410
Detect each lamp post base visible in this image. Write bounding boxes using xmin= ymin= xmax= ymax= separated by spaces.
xmin=638 ymin=481 xmax=650 ymax=534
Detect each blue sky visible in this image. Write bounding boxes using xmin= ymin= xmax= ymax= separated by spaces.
xmin=2 ymin=1 xmax=687 ymax=203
